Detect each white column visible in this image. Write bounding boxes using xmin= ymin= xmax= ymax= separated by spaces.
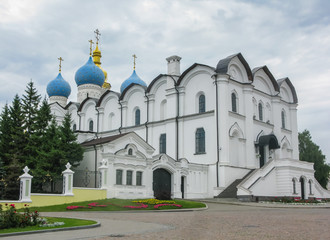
xmin=62 ymin=163 xmax=74 ymax=196
xmin=19 ymin=166 xmax=33 ymax=202
xmin=98 ymin=159 xmax=108 ymax=189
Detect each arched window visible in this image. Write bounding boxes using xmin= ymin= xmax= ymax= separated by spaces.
xmin=258 ymin=103 xmax=263 ymax=121
xmin=195 ymin=128 xmax=205 ymax=154
xmin=136 ymin=171 xmax=142 ymax=186
xmin=89 ymin=120 xmax=94 ymax=131
xmin=72 ymin=124 xmax=76 ymax=131
xmin=292 ymin=178 xmax=296 ymax=194
xmin=135 ymin=109 xmax=140 ymax=126
xmin=128 ymin=148 xmax=133 ymax=155
xmin=281 ymin=110 xmax=286 ymax=129
xmin=231 ymin=92 xmax=237 ymax=113
xmin=159 ymin=134 xmax=166 ymax=154
xmin=199 ymin=94 xmax=205 ymax=113
xmin=309 ymin=180 xmax=313 ymax=195
xmin=116 ymin=169 xmax=123 ymax=185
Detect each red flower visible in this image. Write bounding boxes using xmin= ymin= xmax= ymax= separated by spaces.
xmin=10 ymin=204 xmax=15 ymax=208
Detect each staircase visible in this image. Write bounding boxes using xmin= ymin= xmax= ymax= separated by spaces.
xmin=215 ymin=169 xmax=255 ymax=198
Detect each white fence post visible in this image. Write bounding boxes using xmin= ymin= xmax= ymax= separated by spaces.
xmin=62 ymin=163 xmax=74 ymax=196
xmin=98 ymin=159 xmax=108 ymax=189
xmin=19 ymin=166 xmax=33 ymax=202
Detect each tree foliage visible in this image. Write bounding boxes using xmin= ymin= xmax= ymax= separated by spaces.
xmin=0 ymin=80 xmax=83 ymax=197
xmin=299 ymin=130 xmax=330 ymax=188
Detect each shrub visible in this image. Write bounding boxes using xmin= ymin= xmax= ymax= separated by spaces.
xmin=0 ymin=203 xmax=41 ymax=229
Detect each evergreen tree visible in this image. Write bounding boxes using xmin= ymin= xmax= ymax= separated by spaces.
xmin=59 ymin=113 xmax=84 ymax=167
xmin=8 ymin=94 xmax=26 ymax=167
xmin=0 ymin=104 xmax=11 ymax=168
xmin=21 ymin=80 xmax=41 ymax=136
xmin=299 ymin=130 xmax=330 ymax=188
xmin=34 ymin=118 xmax=64 ymax=192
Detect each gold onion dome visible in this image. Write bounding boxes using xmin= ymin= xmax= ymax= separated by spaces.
xmin=92 ymin=44 xmax=111 ymax=90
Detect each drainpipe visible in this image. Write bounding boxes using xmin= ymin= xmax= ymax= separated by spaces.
xmin=165 ymin=74 xmax=179 ymax=161
xmin=93 ymin=145 xmax=97 ymax=188
xmin=145 ymin=92 xmax=150 ymax=143
xmin=214 ymin=76 xmax=220 ymax=188
xmin=95 ymin=107 xmax=100 ymax=139
xmin=118 ymin=100 xmax=123 ymax=134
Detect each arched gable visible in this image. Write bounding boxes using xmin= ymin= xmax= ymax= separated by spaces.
xmin=147 ymin=74 xmax=167 ymax=94
xmin=97 ymin=90 xmax=120 ymax=108
xmin=215 ymin=53 xmax=252 ymax=83
xmin=278 ymin=77 xmax=298 ymax=104
xmin=78 ymin=97 xmax=98 ymax=113
xmin=177 ymin=63 xmax=215 ymax=87
xmin=252 ymin=66 xmax=279 ymax=95
xmin=120 ymin=83 xmax=147 ymax=101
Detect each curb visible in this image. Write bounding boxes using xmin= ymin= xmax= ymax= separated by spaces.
xmin=0 ymin=220 xmax=100 ymax=238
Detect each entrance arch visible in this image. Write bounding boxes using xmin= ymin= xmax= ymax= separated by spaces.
xmin=153 ymin=168 xmax=171 ymax=200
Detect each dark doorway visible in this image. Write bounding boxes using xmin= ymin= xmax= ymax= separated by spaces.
xmin=300 ymin=177 xmax=305 ymax=200
xmin=181 ymin=176 xmax=185 ymax=199
xmin=259 ymin=146 xmax=265 ymax=167
xmin=153 ymin=168 xmax=171 ymax=200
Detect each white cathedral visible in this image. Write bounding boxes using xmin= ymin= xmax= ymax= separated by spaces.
xmin=47 ymin=35 xmax=330 ymax=201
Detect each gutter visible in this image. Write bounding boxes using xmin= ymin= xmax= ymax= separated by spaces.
xmin=118 ymin=100 xmax=123 ymax=134
xmin=214 ymin=75 xmax=220 ymax=188
xmin=145 ymin=92 xmax=150 ymax=143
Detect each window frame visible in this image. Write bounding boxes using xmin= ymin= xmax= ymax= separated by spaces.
xmin=116 ymin=169 xmax=123 ymax=185
xmin=136 ymin=171 xmax=142 ymax=186
xmin=231 ymin=92 xmax=237 ymax=113
xmin=195 ymin=128 xmax=206 ymax=154
xmin=135 ymin=108 xmax=140 ymax=126
xmin=126 ymin=170 xmax=133 ymax=185
xmin=258 ymin=103 xmax=263 ymax=121
xmin=159 ymin=133 xmax=166 ymax=154
xmin=89 ymin=120 xmax=94 ymax=131
xmin=198 ymin=94 xmax=205 ymax=113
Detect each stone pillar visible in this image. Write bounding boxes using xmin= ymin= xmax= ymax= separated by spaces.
xmin=98 ymin=159 xmax=108 ymax=189
xmin=19 ymin=166 xmax=33 ymax=202
xmin=62 ymin=163 xmax=74 ymax=196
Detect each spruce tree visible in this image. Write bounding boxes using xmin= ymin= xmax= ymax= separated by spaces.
xmin=59 ymin=113 xmax=84 ymax=167
xmin=0 ymin=104 xmax=11 ymax=167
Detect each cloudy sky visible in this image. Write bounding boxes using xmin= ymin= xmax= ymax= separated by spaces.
xmin=0 ymin=0 xmax=329 ymax=162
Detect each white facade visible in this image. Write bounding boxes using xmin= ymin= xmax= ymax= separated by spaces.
xmin=49 ymin=53 xmax=330 ymax=200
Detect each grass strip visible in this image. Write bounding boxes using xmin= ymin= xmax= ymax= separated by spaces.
xmin=0 ymin=217 xmax=97 ymax=234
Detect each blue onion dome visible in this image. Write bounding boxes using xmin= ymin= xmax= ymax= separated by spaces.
xmin=47 ymin=73 xmax=71 ymax=98
xmin=120 ymin=70 xmax=147 ymax=93
xmin=75 ymin=56 xmax=105 ymax=87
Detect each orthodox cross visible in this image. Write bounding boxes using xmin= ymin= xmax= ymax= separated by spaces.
xmin=94 ymin=29 xmax=101 ymax=44
xmin=58 ymin=57 xmax=63 ymax=73
xmin=88 ymin=39 xmax=94 ymax=55
xmin=132 ymin=54 xmax=137 ymax=70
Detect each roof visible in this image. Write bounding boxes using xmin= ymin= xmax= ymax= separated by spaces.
xmin=81 ymin=133 xmax=130 ymax=147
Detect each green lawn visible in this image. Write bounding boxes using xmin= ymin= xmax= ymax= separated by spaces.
xmin=27 ymin=198 xmax=206 ymax=212
xmin=0 ymin=217 xmax=97 ymax=234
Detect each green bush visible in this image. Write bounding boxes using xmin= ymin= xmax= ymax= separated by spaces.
xmin=0 ymin=203 xmax=41 ymax=229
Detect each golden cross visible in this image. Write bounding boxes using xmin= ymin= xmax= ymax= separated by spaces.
xmin=58 ymin=57 xmax=64 ymax=73
xmin=88 ymin=39 xmax=94 ymax=56
xmin=94 ymin=29 xmax=101 ymax=44
xmin=132 ymin=54 xmax=137 ymax=70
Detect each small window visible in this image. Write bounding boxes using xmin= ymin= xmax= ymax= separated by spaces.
xmin=136 ymin=171 xmax=142 ymax=186
xmin=116 ymin=169 xmax=123 ymax=185
xmin=258 ymin=103 xmax=263 ymax=121
xmin=126 ymin=170 xmax=133 ymax=185
xmin=292 ymin=178 xmax=296 ymax=194
xmin=128 ymin=148 xmax=133 ymax=155
xmin=159 ymin=134 xmax=166 ymax=154
xmin=89 ymin=120 xmax=94 ymax=131
xmin=195 ymin=128 xmax=205 ymax=154
xmin=281 ymin=110 xmax=286 ymax=129
xmin=135 ymin=109 xmax=140 ymax=126
xmin=199 ymin=94 xmax=205 ymax=113
xmin=231 ymin=92 xmax=237 ymax=113
xmin=73 ymin=124 xmax=77 ymax=131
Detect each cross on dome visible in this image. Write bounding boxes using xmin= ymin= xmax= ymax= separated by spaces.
xmin=58 ymin=57 xmax=63 ymax=73
xmin=88 ymin=39 xmax=94 ymax=56
xmin=94 ymin=29 xmax=101 ymax=44
xmin=132 ymin=54 xmax=137 ymax=70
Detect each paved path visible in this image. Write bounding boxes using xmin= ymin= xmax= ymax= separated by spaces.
xmin=2 ymin=202 xmax=330 ymax=240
